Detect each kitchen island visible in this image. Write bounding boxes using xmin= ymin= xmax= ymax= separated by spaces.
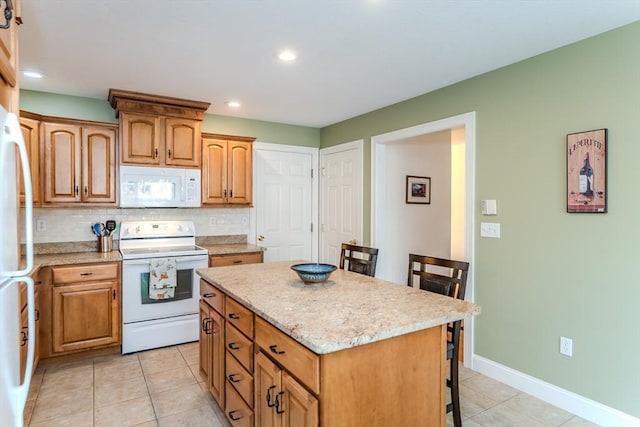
xmin=197 ymin=261 xmax=480 ymax=427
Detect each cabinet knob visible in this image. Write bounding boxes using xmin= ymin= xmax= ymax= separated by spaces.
xmin=228 ymin=313 xmax=240 ymax=320
xmin=258 ymin=235 xmax=265 ymax=242
xmin=349 ymin=239 xmax=357 ymax=245
xmin=228 ymin=373 xmax=241 ymax=383
xmin=227 ymin=342 xmax=240 ymax=350
xmin=228 ymin=410 xmax=242 ymax=421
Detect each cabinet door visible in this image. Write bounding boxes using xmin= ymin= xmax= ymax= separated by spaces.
xmin=0 ymin=0 xmax=17 ymax=89
xmin=19 ymin=117 xmax=40 ymax=206
xmin=165 ymin=118 xmax=201 ymax=167
xmin=120 ymin=112 xmax=161 ymax=165
xmin=52 ymin=280 xmax=119 ymax=353
xmin=209 ymin=308 xmax=225 ymax=408
xmin=227 ymin=141 xmax=252 ymax=205
xmin=202 ymin=137 xmax=227 ymax=204
xmin=281 ymin=372 xmax=318 ymax=427
xmin=199 ymin=300 xmax=212 ymax=386
xmin=254 ymin=351 xmax=281 ymax=427
xmin=81 ymin=126 xmax=116 ymax=203
xmin=43 ymin=123 xmax=82 ymax=203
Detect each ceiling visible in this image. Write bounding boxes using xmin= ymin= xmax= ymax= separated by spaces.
xmin=18 ymin=1 xmax=640 ymax=128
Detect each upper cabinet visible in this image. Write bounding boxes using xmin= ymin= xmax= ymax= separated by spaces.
xmin=202 ymin=134 xmax=254 ymax=206
xmin=0 ymin=0 xmax=20 ymax=111
xmin=109 ymin=89 xmax=209 ymax=168
xmin=42 ymin=121 xmax=117 ymax=205
xmin=19 ymin=114 xmax=41 ymax=206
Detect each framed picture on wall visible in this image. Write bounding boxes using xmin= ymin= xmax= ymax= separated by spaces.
xmin=566 ymin=128 xmax=607 ymax=213
xmin=406 ymin=175 xmax=431 ymax=204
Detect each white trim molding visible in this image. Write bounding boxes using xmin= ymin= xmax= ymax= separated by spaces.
xmin=473 ymin=355 xmax=640 ymax=427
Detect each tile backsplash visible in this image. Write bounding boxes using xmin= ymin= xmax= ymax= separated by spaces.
xmin=23 ymin=207 xmax=252 ymax=244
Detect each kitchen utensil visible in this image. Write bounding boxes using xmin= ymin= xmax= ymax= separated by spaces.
xmin=92 ymin=223 xmax=105 ymax=237
xmin=105 ymin=220 xmax=117 ymax=236
xmin=290 ymin=263 xmax=337 ymax=284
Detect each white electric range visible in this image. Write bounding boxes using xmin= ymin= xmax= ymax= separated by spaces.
xmin=119 ymin=220 xmax=208 ymax=354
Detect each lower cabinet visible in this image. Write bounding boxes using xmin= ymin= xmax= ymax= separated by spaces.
xmin=255 ymin=352 xmax=318 ymax=427
xmin=199 ymin=299 xmax=225 ymax=407
xmin=209 ymin=252 xmax=263 ymax=267
xmin=50 ymin=263 xmax=120 ymax=354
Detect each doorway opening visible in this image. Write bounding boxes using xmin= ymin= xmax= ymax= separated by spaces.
xmin=371 ymin=112 xmax=476 ymax=364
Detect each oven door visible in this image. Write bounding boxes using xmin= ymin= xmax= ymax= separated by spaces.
xmin=122 ymin=254 xmax=208 ymax=323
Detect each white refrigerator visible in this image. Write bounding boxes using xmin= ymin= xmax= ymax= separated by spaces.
xmin=0 ymin=106 xmax=35 ymax=427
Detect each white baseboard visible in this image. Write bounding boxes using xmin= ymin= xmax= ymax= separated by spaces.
xmin=471 ymin=355 xmax=640 ymax=427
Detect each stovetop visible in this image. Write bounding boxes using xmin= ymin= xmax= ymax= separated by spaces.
xmin=120 ymin=244 xmax=208 ymax=260
xmin=119 ymin=220 xmax=207 ymax=260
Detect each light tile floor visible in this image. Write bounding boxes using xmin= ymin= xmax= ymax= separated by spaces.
xmin=24 ymin=342 xmax=600 ymax=427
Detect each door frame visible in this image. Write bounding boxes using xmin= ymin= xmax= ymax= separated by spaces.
xmin=319 ymin=139 xmax=364 ymax=263
xmin=251 ymin=142 xmax=320 ymax=262
xmin=371 ymin=111 xmax=476 ymax=365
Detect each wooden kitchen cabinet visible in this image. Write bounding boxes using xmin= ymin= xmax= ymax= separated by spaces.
xmin=120 ymin=112 xmax=201 ymax=167
xmin=199 ymin=298 xmax=225 ymax=407
xmin=42 ymin=121 xmax=117 ymax=205
xmin=209 ymin=252 xmax=263 ymax=267
xmin=19 ymin=114 xmax=40 ymax=206
xmin=202 ymin=134 xmax=254 ymax=205
xmin=0 ymin=0 xmax=19 ymax=111
xmin=18 ymin=270 xmax=41 ymax=383
xmin=255 ymin=352 xmax=318 ymax=427
xmin=109 ymin=89 xmax=209 ymax=168
xmin=50 ymin=263 xmax=120 ymax=354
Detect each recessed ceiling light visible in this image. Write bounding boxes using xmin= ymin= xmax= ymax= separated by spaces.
xmin=23 ymin=70 xmax=44 ymax=79
xmin=277 ymin=50 xmax=296 ymax=62
xmin=225 ymin=101 xmax=241 ymax=108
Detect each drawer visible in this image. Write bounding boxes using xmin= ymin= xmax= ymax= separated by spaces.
xmin=226 ymin=323 xmax=253 ymax=372
xmin=226 ymin=351 xmax=254 ymax=407
xmin=200 ymin=279 xmax=224 ymax=314
xmin=255 ymin=316 xmax=320 ymax=394
xmin=225 ymin=381 xmax=254 ymax=427
xmin=209 ymin=252 xmax=263 ymax=267
xmin=226 ymin=297 xmax=254 ymax=338
xmin=52 ymin=263 xmax=118 ymax=284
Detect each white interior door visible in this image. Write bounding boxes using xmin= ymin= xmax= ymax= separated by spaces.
xmin=254 ymin=144 xmax=317 ymax=262
xmin=320 ymin=140 xmax=363 ymax=266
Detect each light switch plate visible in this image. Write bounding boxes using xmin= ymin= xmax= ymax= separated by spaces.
xmin=481 ymin=200 xmax=497 ymax=215
xmin=480 ymin=222 xmax=500 ymax=238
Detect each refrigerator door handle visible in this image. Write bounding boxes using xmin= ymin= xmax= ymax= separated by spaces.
xmin=3 ymin=113 xmax=33 ymax=276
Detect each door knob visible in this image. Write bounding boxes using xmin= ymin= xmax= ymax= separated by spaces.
xmin=258 ymin=235 xmax=265 ymax=241
xmin=349 ymin=239 xmax=357 ymax=245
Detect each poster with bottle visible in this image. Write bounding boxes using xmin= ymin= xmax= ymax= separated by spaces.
xmin=567 ymin=128 xmax=607 ymax=213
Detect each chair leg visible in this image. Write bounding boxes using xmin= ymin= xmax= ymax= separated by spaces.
xmin=450 ymin=357 xmax=462 ymax=427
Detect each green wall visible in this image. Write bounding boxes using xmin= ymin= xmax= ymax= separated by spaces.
xmin=20 ymin=90 xmax=320 ymax=147
xmin=321 ymin=22 xmax=640 ymax=417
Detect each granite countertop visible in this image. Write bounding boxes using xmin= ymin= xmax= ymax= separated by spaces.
xmin=197 ymin=261 xmax=480 ymax=355
xmin=200 ymin=243 xmax=265 ymax=255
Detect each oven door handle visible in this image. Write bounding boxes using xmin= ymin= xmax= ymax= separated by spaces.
xmin=122 ymin=255 xmax=209 ymax=265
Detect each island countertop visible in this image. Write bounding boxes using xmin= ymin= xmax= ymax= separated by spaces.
xmin=197 ymin=260 xmax=480 ymax=354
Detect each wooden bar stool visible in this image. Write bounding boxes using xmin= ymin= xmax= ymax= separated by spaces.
xmin=408 ymin=253 xmax=469 ymax=427
xmin=339 ymin=243 xmax=379 ymax=277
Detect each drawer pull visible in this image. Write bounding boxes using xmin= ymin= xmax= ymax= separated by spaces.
xmin=228 ymin=410 xmax=241 ymax=421
xmin=275 ymin=391 xmax=285 ymax=414
xmin=266 ymin=385 xmax=277 ymax=407
xmin=232 ymin=260 xmax=243 ymax=264
xmin=35 ymin=309 xmax=40 ymax=321
xmin=228 ymin=313 xmax=240 ymax=320
xmin=20 ymin=330 xmax=28 ymax=346
xmin=80 ymin=272 xmax=93 ymax=276
xmin=228 ymin=342 xmax=240 ymax=350
xmin=269 ymin=344 xmax=285 ymax=355
xmin=228 ymin=373 xmax=241 ymax=383
xmin=203 ymin=293 xmax=215 ymax=298
xmin=202 ymin=318 xmax=212 ymax=334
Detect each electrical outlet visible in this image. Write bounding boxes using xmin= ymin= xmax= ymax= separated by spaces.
xmin=560 ymin=336 xmax=573 ymax=357
xmin=36 ymin=219 xmax=46 ymax=232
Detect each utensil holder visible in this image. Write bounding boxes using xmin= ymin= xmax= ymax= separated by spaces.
xmin=98 ymin=235 xmax=113 ymax=253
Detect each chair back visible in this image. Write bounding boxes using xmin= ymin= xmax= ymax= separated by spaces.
xmin=339 ymin=243 xmax=379 ymax=277
xmin=407 ymin=254 xmax=469 ymax=300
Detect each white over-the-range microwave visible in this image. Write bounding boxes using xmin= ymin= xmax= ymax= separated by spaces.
xmin=119 ymin=165 xmax=201 ymax=208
